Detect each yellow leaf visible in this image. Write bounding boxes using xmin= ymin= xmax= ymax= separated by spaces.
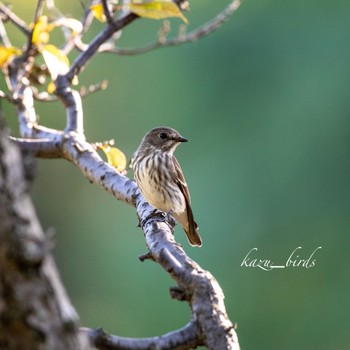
xmin=126 ymin=0 xmax=188 ymax=24
xmin=90 ymin=3 xmax=106 ymax=23
xmin=100 ymin=145 xmax=127 ymax=172
xmin=42 ymin=44 xmax=70 ymax=80
xmin=32 ymin=16 xmax=82 ymax=49
xmin=32 ymin=16 xmax=52 ymax=46
xmin=47 ymin=81 xmax=56 ymax=93
xmin=0 ymin=46 xmax=21 ymax=67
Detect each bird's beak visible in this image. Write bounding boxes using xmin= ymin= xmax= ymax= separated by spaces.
xmin=174 ymin=135 xmax=188 ymax=143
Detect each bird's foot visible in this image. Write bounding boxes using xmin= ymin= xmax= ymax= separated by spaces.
xmin=165 ymin=209 xmax=174 ymax=220
xmin=140 ymin=209 xmax=163 ymax=227
xmin=140 ymin=209 xmax=176 ymax=228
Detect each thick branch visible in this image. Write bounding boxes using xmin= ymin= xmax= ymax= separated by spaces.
xmin=0 ymin=115 xmax=91 ymax=349
xmin=10 ymin=137 xmax=62 ymax=158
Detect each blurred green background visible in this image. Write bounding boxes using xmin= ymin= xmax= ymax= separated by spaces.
xmin=2 ymin=0 xmax=350 ymax=349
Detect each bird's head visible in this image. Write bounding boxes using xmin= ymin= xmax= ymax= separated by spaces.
xmin=140 ymin=126 xmax=188 ymax=154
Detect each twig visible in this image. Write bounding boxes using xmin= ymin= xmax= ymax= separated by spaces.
xmin=26 ymin=0 xmax=46 ymax=54
xmin=33 ymin=0 xmax=46 ymax=22
xmin=110 ymin=0 xmax=242 ymax=56
xmin=0 ymin=90 xmax=14 ymax=102
xmin=66 ymin=13 xmax=137 ymax=81
xmin=0 ymin=16 xmax=11 ymax=46
xmin=32 ymin=89 xmax=58 ymax=102
xmin=79 ymin=80 xmax=109 ymax=99
xmin=101 ymin=0 xmax=114 ymax=26
xmin=46 ymin=0 xmax=64 ymax=18
xmin=0 ymin=2 xmax=31 ymax=35
xmin=66 ymin=0 xmax=188 ymax=81
xmin=54 ymin=79 xmax=84 ymax=134
xmin=79 ymin=0 xmax=95 ymax=36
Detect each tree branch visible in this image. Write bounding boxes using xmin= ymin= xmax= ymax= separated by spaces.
xmin=2 ymin=1 xmax=242 ymax=348
xmin=33 ymin=0 xmax=46 ymax=22
xmin=15 ymin=85 xmax=63 ymax=139
xmin=66 ymin=0 xmax=188 ymax=81
xmin=0 ymin=2 xmax=31 ymax=35
xmin=137 ymin=208 xmax=240 ymax=349
xmin=13 ymin=87 xmax=240 ymax=348
xmin=10 ymin=137 xmax=63 ymax=158
xmin=101 ymin=0 xmax=114 ymax=26
xmin=98 ymin=0 xmax=241 ymax=56
xmin=83 ymin=322 xmax=201 ymax=350
xmin=66 ymin=14 xmax=136 ymax=81
xmin=0 ymin=16 xmax=11 ymax=47
xmin=55 ymin=79 xmax=84 ymax=133
xmin=0 ymin=114 xmax=91 ymax=350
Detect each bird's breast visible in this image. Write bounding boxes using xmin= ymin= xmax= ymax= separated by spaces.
xmin=135 ymin=154 xmax=185 ymax=214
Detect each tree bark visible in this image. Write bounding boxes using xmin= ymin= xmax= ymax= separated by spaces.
xmin=0 ymin=115 xmax=91 ymax=350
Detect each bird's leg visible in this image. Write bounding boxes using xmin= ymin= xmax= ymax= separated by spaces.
xmin=137 ymin=209 xmax=157 ymax=227
xmin=165 ymin=209 xmax=174 ymax=219
xmin=140 ymin=208 xmax=163 ymax=227
xmin=140 ymin=209 xmax=176 ymax=229
xmin=165 ymin=209 xmax=176 ymax=228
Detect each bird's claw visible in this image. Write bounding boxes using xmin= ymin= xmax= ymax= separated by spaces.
xmin=140 ymin=209 xmax=176 ymax=228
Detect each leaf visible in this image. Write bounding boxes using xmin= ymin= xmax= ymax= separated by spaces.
xmin=42 ymin=44 xmax=70 ymax=81
xmin=100 ymin=145 xmax=127 ymax=172
xmin=32 ymin=16 xmax=52 ymax=46
xmin=126 ymin=0 xmax=188 ymax=24
xmin=0 ymin=46 xmax=21 ymax=67
xmin=47 ymin=81 xmax=56 ymax=93
xmin=32 ymin=16 xmax=82 ymax=49
xmin=90 ymin=3 xmax=106 ymax=23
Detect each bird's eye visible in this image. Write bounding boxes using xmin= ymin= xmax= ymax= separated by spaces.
xmin=159 ymin=132 xmax=168 ymax=140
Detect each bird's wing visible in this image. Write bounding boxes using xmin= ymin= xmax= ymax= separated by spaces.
xmin=172 ymin=156 xmax=191 ymax=203
xmin=173 ymin=156 xmax=201 ymax=246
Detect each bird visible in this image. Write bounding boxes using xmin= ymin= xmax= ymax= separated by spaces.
xmin=132 ymin=126 xmax=202 ymax=247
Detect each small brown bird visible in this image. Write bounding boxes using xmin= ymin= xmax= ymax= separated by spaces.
xmin=132 ymin=127 xmax=202 ymax=247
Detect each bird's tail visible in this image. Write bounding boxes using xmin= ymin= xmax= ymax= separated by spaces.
xmin=175 ymin=210 xmax=202 ymax=247
xmin=185 ymin=221 xmax=203 ymax=247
